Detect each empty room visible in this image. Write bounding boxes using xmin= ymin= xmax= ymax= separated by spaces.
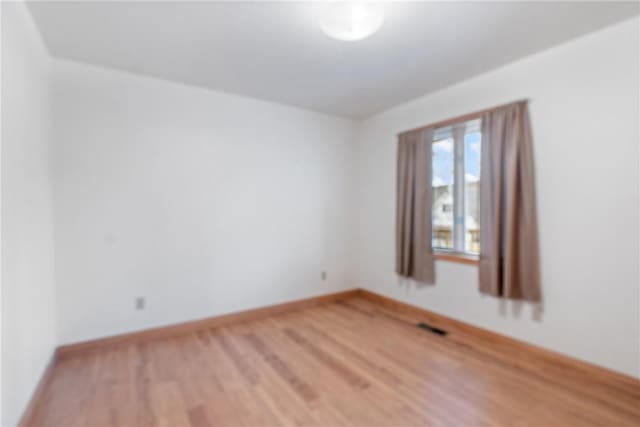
xmin=2 ymin=0 xmax=639 ymax=426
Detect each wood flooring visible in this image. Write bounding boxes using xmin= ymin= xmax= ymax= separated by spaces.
xmin=24 ymin=296 xmax=640 ymax=426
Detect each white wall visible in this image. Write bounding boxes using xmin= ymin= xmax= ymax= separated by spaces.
xmin=53 ymin=60 xmax=357 ymax=345
xmin=353 ymin=17 xmax=640 ymax=378
xmin=1 ymin=2 xmax=57 ymax=426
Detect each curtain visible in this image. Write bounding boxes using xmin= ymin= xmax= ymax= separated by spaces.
xmin=479 ymin=101 xmax=541 ymax=301
xmin=396 ymin=127 xmax=435 ymax=284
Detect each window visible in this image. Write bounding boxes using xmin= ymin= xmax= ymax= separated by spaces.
xmin=432 ymin=119 xmax=481 ymax=255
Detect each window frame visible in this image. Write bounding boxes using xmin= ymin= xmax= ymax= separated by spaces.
xmin=432 ymin=119 xmax=481 ymax=265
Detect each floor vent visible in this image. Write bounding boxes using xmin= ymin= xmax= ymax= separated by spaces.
xmin=417 ymin=322 xmax=447 ymax=336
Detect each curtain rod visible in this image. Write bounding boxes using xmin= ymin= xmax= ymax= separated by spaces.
xmin=398 ymin=98 xmax=529 ymax=137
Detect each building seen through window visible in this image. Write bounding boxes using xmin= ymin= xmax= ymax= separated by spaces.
xmin=432 ymin=119 xmax=481 ymax=254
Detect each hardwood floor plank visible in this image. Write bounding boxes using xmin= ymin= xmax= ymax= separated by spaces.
xmin=350 ymin=297 xmax=640 ymax=423
xmin=22 ymin=296 xmax=640 ymax=427
xmin=282 ymin=327 xmax=370 ymax=389
xmin=187 ymin=405 xmax=210 ymax=427
xmin=213 ymin=331 xmax=261 ymax=386
xmin=219 ymin=325 xmax=318 ymax=426
xmin=257 ymin=315 xmax=417 ymax=426
xmin=348 ymin=298 xmax=640 ymax=426
xmin=244 ymin=332 xmax=320 ymax=403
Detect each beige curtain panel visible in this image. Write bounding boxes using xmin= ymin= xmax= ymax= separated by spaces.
xmin=396 ymin=127 xmax=435 ymax=284
xmin=479 ymin=101 xmax=541 ymax=301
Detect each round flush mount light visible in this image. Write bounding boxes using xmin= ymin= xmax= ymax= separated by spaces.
xmin=319 ymin=1 xmax=385 ymax=42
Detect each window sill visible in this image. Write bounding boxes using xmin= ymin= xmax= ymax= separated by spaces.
xmin=434 ymin=252 xmax=479 ymax=266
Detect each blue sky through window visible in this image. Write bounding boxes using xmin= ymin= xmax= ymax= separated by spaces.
xmin=432 ymin=131 xmax=481 ymax=186
xmin=432 ymin=138 xmax=453 ymax=186
xmin=465 ymin=131 xmax=481 ymax=182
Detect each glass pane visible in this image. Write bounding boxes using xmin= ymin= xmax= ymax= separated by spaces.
xmin=432 ymin=137 xmax=454 ymax=249
xmin=464 ymin=130 xmax=481 ymax=253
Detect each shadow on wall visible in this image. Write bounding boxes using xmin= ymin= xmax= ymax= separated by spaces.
xmin=397 ymin=276 xmax=435 ymax=289
xmin=398 ymin=275 xmax=545 ymax=322
xmin=497 ymin=298 xmax=544 ymax=322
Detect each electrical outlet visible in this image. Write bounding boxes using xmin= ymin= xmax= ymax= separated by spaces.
xmin=321 ymin=271 xmax=327 ymax=281
xmin=135 ymin=297 xmax=145 ymax=310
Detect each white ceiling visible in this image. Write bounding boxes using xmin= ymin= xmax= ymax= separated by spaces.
xmin=27 ymin=1 xmax=639 ymax=118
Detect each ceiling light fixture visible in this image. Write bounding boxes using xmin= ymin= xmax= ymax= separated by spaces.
xmin=319 ymin=1 xmax=385 ymax=42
